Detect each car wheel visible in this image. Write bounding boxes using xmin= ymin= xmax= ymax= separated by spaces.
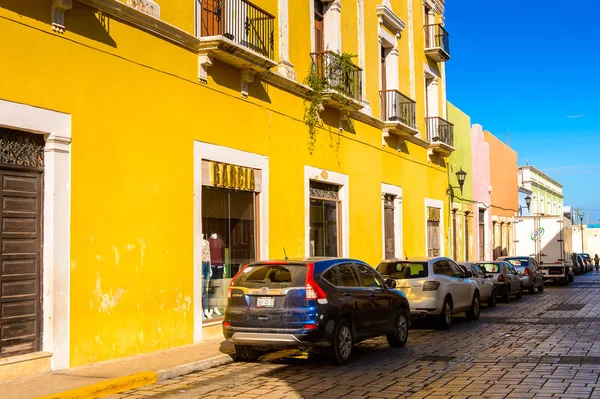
xmin=529 ymin=284 xmax=536 ymax=295
xmin=516 ymin=284 xmax=523 ymax=299
xmin=387 ymin=308 xmax=409 ymax=348
xmin=538 ymin=280 xmax=544 ymax=292
xmin=562 ymin=276 xmax=569 ymax=286
xmin=488 ymin=288 xmax=497 ymax=307
xmin=569 ymin=273 xmax=574 ymax=282
xmin=502 ymin=286 xmax=510 ymax=303
xmin=328 ymin=319 xmax=353 ymax=365
xmin=466 ymin=293 xmax=480 ymax=320
xmin=438 ymin=297 xmax=453 ymax=330
xmin=234 ymin=345 xmax=261 ymax=362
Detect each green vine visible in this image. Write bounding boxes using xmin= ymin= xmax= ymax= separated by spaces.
xmin=303 ymin=52 xmax=358 ymax=154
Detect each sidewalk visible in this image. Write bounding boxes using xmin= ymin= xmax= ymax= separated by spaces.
xmin=4 ymin=339 xmax=235 ymax=399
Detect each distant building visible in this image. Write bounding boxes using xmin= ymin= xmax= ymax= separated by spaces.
xmin=518 ymin=166 xmax=564 ymax=216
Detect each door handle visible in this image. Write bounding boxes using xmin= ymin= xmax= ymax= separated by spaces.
xmin=343 ymin=291 xmax=352 ymax=297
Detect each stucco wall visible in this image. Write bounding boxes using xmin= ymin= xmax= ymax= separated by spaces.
xmin=471 ymin=124 xmax=491 ymax=260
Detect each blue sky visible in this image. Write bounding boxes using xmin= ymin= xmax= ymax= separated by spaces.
xmin=445 ymin=0 xmax=600 ymax=223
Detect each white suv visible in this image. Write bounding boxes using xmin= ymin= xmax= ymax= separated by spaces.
xmin=376 ymin=257 xmax=480 ymax=329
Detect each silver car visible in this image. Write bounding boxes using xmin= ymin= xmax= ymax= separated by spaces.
xmin=477 ymin=261 xmax=523 ymax=303
xmin=497 ymin=256 xmax=544 ymax=294
xmin=458 ymin=262 xmax=496 ymax=307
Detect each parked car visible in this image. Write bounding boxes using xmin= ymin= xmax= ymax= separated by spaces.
xmin=477 ymin=261 xmax=523 ymax=303
xmin=376 ymin=257 xmax=480 ymax=330
xmin=579 ymin=253 xmax=593 ymax=273
xmin=572 ymin=253 xmax=582 ymax=275
xmin=458 ymin=262 xmax=496 ymax=307
xmin=497 ymin=256 xmax=544 ymax=294
xmin=577 ymin=254 xmax=588 ymax=274
xmin=223 ymin=258 xmax=411 ymax=365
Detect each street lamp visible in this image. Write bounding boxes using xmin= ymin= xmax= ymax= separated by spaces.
xmin=579 ymin=212 xmax=584 ymax=254
xmin=519 ymin=194 xmax=532 ymax=216
xmin=447 ymin=168 xmax=467 ymax=196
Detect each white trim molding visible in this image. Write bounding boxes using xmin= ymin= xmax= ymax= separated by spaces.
xmin=425 ymin=198 xmax=444 ymax=257
xmin=277 ymin=0 xmax=296 ymax=80
xmin=376 ymin=3 xmax=406 ymax=36
xmin=407 ymin=0 xmax=416 ymax=100
xmin=381 ymin=183 xmax=403 ymax=259
xmin=304 ymin=166 xmax=349 ymax=258
xmin=193 ymin=142 xmax=269 ymax=343
xmin=0 ymin=99 xmax=72 ymax=370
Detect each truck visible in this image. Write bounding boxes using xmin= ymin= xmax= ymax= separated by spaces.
xmin=513 ymin=216 xmax=574 ymax=285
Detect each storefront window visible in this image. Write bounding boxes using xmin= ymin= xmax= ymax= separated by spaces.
xmin=201 ymin=185 xmax=256 ymax=322
xmin=309 ymin=181 xmax=340 ymax=257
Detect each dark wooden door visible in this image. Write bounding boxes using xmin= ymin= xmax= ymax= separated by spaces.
xmin=452 ymin=211 xmax=457 ymax=260
xmin=384 ymin=195 xmax=394 ymax=259
xmin=465 ymin=213 xmax=470 ymax=261
xmin=479 ymin=210 xmax=485 ymax=261
xmin=314 ymin=0 xmax=325 ymax=52
xmin=201 ymin=0 xmax=224 ymax=36
xmin=0 ymin=168 xmax=43 ymax=358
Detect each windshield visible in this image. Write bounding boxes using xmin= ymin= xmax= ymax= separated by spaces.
xmin=478 ymin=263 xmax=501 ymax=273
xmin=232 ymin=264 xmax=306 ymax=289
xmin=377 ymin=262 xmax=428 ymax=279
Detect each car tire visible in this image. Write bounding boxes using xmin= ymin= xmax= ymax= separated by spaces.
xmin=562 ymin=276 xmax=569 ymax=286
xmin=528 ymin=284 xmax=536 ymax=295
xmin=538 ymin=280 xmax=544 ymax=293
xmin=466 ymin=293 xmax=480 ymax=320
xmin=328 ymin=319 xmax=354 ymax=365
xmin=502 ymin=286 xmax=510 ymax=303
xmin=387 ymin=308 xmax=409 ymax=348
xmin=516 ymin=284 xmax=523 ymax=299
xmin=438 ymin=297 xmax=453 ymax=330
xmin=234 ymin=345 xmax=261 ymax=362
xmin=569 ymin=273 xmax=574 ymax=282
xmin=488 ymin=288 xmax=497 ymax=307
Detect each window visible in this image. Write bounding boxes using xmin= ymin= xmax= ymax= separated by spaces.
xmin=355 ymin=264 xmax=384 ymax=288
xmin=322 ymin=267 xmax=341 ymax=287
xmin=478 ymin=263 xmax=500 ymax=273
xmin=233 ymin=265 xmax=304 ymax=289
xmin=377 ymin=261 xmax=428 ymax=279
xmin=449 ymin=261 xmax=465 ymax=278
xmin=433 ymin=260 xmax=453 ymax=277
xmin=473 ymin=265 xmax=486 ymax=278
xmin=338 ymin=264 xmax=360 ymax=287
xmin=309 ymin=181 xmax=341 ymax=257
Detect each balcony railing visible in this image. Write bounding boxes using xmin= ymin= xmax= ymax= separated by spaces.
xmin=310 ymin=51 xmax=363 ymax=102
xmin=426 ymin=117 xmax=454 ymax=147
xmin=200 ymin=0 xmax=275 ymax=59
xmin=424 ymin=24 xmax=450 ymax=60
xmin=380 ymin=90 xmax=416 ymax=128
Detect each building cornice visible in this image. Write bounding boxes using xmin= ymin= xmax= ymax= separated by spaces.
xmin=530 ymin=181 xmax=564 ymax=199
xmin=518 ymin=186 xmax=533 ymax=195
xmin=518 ymin=165 xmax=563 ymax=188
xmin=376 ymin=4 xmax=406 ymax=35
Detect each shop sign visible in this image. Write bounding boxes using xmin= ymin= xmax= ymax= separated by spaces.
xmin=209 ymin=161 xmax=256 ymax=191
xmin=427 ymin=207 xmax=441 ymax=222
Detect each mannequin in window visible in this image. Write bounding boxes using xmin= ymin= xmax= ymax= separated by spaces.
xmin=202 ymin=235 xmax=213 ymax=319
xmin=208 ymin=232 xmax=225 ymax=316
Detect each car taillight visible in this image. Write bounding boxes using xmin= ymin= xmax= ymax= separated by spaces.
xmin=423 ymin=281 xmax=440 ymax=291
xmin=227 ymin=288 xmax=231 ymax=298
xmin=223 ymin=321 xmax=231 ymax=328
xmin=498 ymin=274 xmax=505 ymax=282
xmin=524 ymin=268 xmax=530 ymax=277
xmin=305 ymin=263 xmax=327 ymax=300
xmin=304 ymin=324 xmax=318 ymax=330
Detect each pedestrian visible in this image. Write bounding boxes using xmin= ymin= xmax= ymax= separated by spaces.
xmin=595 ymin=254 xmax=599 ymax=271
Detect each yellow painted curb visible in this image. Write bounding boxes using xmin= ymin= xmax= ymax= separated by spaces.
xmin=36 ymin=371 xmax=158 ymax=399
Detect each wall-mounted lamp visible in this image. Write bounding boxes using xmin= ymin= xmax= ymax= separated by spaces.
xmin=518 ymin=194 xmax=532 ymax=216
xmin=447 ymin=167 xmax=467 ymax=196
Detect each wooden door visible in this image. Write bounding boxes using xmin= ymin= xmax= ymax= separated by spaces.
xmin=465 ymin=213 xmax=470 ymax=261
xmin=452 ymin=211 xmax=457 ymax=260
xmin=384 ymin=195 xmax=395 ymax=259
xmin=0 ymin=168 xmax=43 ymax=358
xmin=314 ymin=0 xmax=325 ymax=52
xmin=201 ymin=0 xmax=224 ymax=36
xmin=479 ymin=211 xmax=485 ymax=261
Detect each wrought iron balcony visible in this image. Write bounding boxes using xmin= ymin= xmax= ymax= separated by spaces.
xmin=310 ymin=51 xmax=363 ymax=105
xmin=424 ymin=24 xmax=450 ymax=62
xmin=426 ymin=116 xmax=454 ymax=155
xmin=380 ymin=90 xmax=416 ymax=128
xmin=197 ymin=0 xmax=277 ymax=83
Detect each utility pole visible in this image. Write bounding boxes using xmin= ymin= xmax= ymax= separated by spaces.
xmin=578 ymin=210 xmax=585 ymax=253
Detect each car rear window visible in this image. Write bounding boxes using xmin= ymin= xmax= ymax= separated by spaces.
xmin=505 ymin=258 xmax=530 ymax=267
xmin=513 ymin=266 xmax=527 ymax=274
xmin=233 ymin=264 xmax=306 ymax=288
xmin=377 ymin=262 xmax=428 ymax=279
xmin=478 ymin=263 xmax=501 ymax=273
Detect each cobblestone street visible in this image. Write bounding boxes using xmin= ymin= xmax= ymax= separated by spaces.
xmin=111 ymin=273 xmax=600 ymax=399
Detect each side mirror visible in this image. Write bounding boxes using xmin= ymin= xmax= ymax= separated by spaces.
xmin=385 ymin=279 xmax=397 ymax=289
xmin=465 ymin=271 xmax=473 ymax=278
xmin=486 ymin=274 xmax=494 ymax=279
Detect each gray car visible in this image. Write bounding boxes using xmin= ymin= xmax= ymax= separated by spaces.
xmin=497 ymin=256 xmax=544 ymax=294
xmin=458 ymin=262 xmax=496 ymax=307
xmin=477 ymin=261 xmax=523 ymax=303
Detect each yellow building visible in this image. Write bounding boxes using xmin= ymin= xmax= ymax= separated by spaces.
xmin=0 ymin=0 xmax=453 ymax=377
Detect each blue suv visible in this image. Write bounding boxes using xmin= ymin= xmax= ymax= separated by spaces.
xmin=222 ymin=257 xmax=410 ymax=365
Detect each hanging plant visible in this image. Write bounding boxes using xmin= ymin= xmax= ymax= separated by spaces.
xmin=303 ymin=51 xmax=358 ymax=154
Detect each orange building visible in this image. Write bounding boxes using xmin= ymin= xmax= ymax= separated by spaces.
xmin=485 ymin=131 xmax=519 ymax=259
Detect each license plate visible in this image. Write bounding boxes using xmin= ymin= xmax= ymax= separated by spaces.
xmin=256 ymin=297 xmax=275 ymax=308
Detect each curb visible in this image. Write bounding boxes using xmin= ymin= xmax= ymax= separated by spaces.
xmin=36 ymin=354 xmax=234 ymax=399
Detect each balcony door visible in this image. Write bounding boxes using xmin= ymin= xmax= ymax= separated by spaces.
xmin=202 ymin=0 xmax=224 ymax=36
xmin=314 ymin=0 xmax=325 ymax=53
